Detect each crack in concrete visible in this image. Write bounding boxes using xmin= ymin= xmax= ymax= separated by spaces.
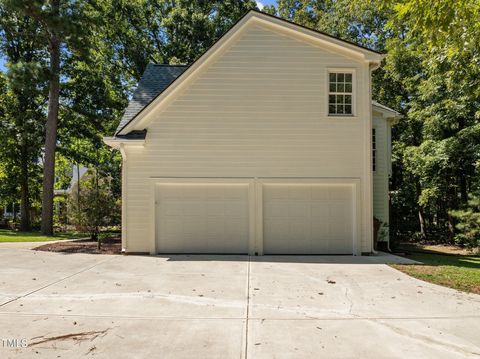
xmin=345 ymin=288 xmax=354 ymax=315
xmin=372 ymin=319 xmax=480 ymax=357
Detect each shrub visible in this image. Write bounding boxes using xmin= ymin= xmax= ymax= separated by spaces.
xmin=67 ymin=170 xmax=120 ymax=247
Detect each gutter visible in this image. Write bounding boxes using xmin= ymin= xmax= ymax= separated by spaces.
xmin=103 ymin=137 xmax=145 ymax=150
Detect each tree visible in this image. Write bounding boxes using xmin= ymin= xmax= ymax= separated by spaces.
xmin=386 ymin=0 xmax=480 ymax=242
xmin=101 ymin=0 xmax=258 ymax=81
xmin=6 ymin=0 xmax=100 ymax=235
xmin=0 ymin=6 xmax=46 ymax=230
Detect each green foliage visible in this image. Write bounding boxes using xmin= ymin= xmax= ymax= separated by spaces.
xmin=54 ymin=154 xmax=74 ymax=191
xmin=67 ymin=170 xmax=120 ymax=244
xmin=386 ymin=0 xmax=480 ymax=244
xmin=451 ymin=194 xmax=480 ymax=248
xmin=99 ymin=0 xmax=257 ymax=80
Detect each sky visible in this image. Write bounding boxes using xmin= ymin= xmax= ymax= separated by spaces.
xmin=256 ymin=0 xmax=277 ymax=10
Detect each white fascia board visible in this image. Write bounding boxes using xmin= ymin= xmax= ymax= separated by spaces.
xmin=252 ymin=15 xmax=384 ymax=63
xmin=103 ymin=137 xmax=145 ymax=150
xmin=372 ymin=102 xmax=402 ymax=124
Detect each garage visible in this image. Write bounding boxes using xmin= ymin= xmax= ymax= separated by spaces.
xmin=262 ymin=182 xmax=356 ymax=255
xmin=155 ymin=182 xmax=251 ymax=253
xmin=154 ymin=179 xmax=358 ymax=255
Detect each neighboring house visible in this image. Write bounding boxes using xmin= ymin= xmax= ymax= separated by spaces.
xmin=1 ymin=202 xmax=18 ymax=220
xmin=105 ymin=10 xmax=401 ymax=255
xmin=54 ymin=165 xmax=88 ymax=196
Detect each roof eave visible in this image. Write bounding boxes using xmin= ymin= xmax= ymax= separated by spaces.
xmin=103 ymin=137 xmax=145 ymax=150
xmin=372 ymin=101 xmax=403 ymax=123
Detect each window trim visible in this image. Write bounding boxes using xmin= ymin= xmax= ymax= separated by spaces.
xmin=326 ymin=68 xmax=356 ymax=117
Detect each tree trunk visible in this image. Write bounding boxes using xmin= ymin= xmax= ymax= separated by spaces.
xmin=77 ymin=163 xmax=81 ymax=206
xmin=95 ymin=166 xmax=100 ymax=249
xmin=418 ymin=207 xmax=427 ymax=240
xmin=459 ymin=171 xmax=468 ymax=204
xmin=415 ymin=180 xmax=427 ymax=240
xmin=447 ymin=212 xmax=455 ymax=243
xmin=19 ymin=137 xmax=31 ymax=231
xmin=41 ymin=20 xmax=61 ymax=236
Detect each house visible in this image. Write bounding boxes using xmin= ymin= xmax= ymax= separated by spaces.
xmin=104 ymin=10 xmax=401 ymax=255
xmin=54 ymin=164 xmax=88 ymax=196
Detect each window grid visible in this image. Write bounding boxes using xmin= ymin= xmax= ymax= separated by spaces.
xmin=328 ymin=72 xmax=353 ymax=115
xmin=372 ymin=128 xmax=376 ymax=172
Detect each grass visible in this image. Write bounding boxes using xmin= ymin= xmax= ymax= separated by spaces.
xmin=391 ymin=243 xmax=480 ymax=294
xmin=0 ymin=229 xmax=88 ymax=242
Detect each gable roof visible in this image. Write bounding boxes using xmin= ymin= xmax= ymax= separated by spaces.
xmin=116 ymin=64 xmax=186 ymax=134
xmin=257 ymin=10 xmax=383 ymax=56
xmin=115 ymin=10 xmax=383 ymax=135
xmin=115 ymin=9 xmax=385 ymax=136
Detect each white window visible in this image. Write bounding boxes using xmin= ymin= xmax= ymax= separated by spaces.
xmin=328 ymin=72 xmax=353 ymax=116
xmin=372 ymin=128 xmax=376 ymax=171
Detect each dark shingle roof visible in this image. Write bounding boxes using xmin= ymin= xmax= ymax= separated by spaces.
xmin=115 ymin=64 xmax=186 ymax=134
xmin=116 ymin=129 xmax=148 ymax=140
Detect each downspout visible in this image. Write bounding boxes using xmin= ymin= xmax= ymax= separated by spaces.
xmin=119 ymin=143 xmax=127 ymax=253
xmin=369 ymin=62 xmax=378 ymax=255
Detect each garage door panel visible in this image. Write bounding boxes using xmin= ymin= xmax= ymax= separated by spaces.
xmin=224 ymin=202 xmax=248 ymax=217
xmin=263 ymin=183 xmax=355 ymax=255
xmin=311 ymin=187 xmax=329 ymax=200
xmin=310 ymin=203 xmax=329 ymax=218
xmin=329 ymin=186 xmax=352 ymax=200
xmin=264 ymin=203 xmax=289 ymax=217
xmin=290 ymin=221 xmax=307 ymax=238
xmin=156 ymin=183 xmax=250 ymax=253
xmin=310 ymin=222 xmax=329 ymax=237
xmin=288 ymin=202 xmax=309 ymax=217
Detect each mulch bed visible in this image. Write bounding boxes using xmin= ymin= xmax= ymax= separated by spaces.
xmin=34 ymin=236 xmax=121 ymax=255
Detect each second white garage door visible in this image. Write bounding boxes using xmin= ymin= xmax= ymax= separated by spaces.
xmin=156 ymin=183 xmax=250 ymax=253
xmin=263 ymin=183 xmax=355 ymax=254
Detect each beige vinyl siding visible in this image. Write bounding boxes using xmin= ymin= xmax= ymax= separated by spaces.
xmin=123 ymin=24 xmax=372 ymax=253
xmin=372 ymin=114 xmax=390 ymax=241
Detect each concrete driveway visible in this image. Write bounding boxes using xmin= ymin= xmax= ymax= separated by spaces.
xmin=0 ymin=246 xmax=479 ymax=358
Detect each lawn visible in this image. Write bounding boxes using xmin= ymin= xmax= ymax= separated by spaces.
xmin=0 ymin=229 xmax=88 ymax=242
xmin=391 ymin=244 xmax=480 ymax=294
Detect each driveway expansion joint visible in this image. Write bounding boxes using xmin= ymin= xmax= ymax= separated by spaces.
xmin=243 ymin=255 xmax=252 ymax=359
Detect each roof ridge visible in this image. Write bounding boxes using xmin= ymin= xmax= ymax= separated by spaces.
xmin=248 ymin=9 xmax=383 ymax=55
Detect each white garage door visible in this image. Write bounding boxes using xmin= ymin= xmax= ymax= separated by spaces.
xmin=155 ymin=183 xmax=249 ymax=253
xmin=263 ymin=183 xmax=355 ymax=254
